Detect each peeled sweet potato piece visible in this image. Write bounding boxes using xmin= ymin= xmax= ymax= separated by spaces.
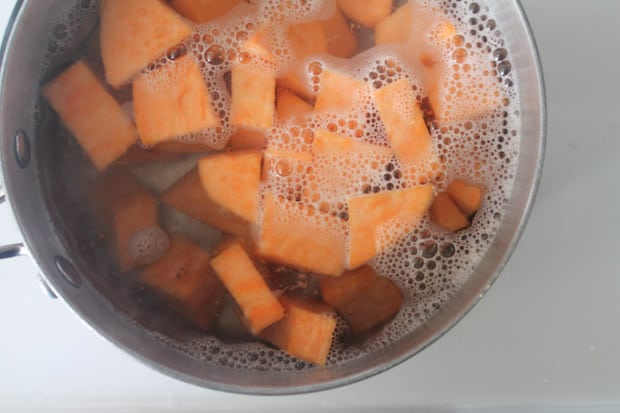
xmin=260 ymin=296 xmax=336 ymax=365
xmin=110 ymin=187 xmax=159 ymax=271
xmin=257 ymin=193 xmax=346 ymax=276
xmin=161 ymin=169 xmax=249 ymax=236
xmin=322 ymin=7 xmax=358 ymax=58
xmin=430 ymin=191 xmax=470 ymax=232
xmin=228 ymin=128 xmax=268 ymax=150
xmin=198 ymin=151 xmax=262 ymax=224
xmin=43 ymin=61 xmax=138 ymax=170
xmin=210 ymin=242 xmax=284 ymax=334
xmin=446 ymin=179 xmax=482 ymax=216
xmin=320 ymin=266 xmax=403 ymax=335
xmin=277 ymin=71 xmax=315 ymax=102
xmin=230 ymin=64 xmax=276 ymax=130
xmin=288 ymin=21 xmax=328 ymax=59
xmin=347 ymin=185 xmax=434 ymax=269
xmin=276 ymin=88 xmax=313 ymax=123
xmin=141 ymin=236 xmax=225 ymax=331
xmin=170 ymin=0 xmax=242 ymax=23
xmin=374 ymin=78 xmax=433 ymax=163
xmin=375 ymin=2 xmax=413 ymax=45
xmin=100 ymin=0 xmax=193 ymax=88
xmin=314 ymin=69 xmax=367 ymax=113
xmin=133 ymin=55 xmax=219 ymax=146
xmin=337 ymin=0 xmax=392 ymax=28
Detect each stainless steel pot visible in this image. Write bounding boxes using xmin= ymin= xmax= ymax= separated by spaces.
xmin=0 ymin=0 xmax=545 ymax=394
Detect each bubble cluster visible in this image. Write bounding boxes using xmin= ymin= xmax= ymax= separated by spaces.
xmin=127 ymin=226 xmax=171 ymax=267
xmin=46 ymin=0 xmax=521 ymax=373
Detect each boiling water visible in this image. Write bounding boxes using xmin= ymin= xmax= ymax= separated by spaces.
xmin=39 ymin=0 xmax=520 ymax=371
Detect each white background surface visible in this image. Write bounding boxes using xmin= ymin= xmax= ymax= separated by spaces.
xmin=1 ymin=1 xmax=619 ymax=411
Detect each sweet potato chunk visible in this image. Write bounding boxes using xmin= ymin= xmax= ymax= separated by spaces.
xmin=230 ymin=64 xmax=276 ymax=130
xmin=320 ymin=266 xmax=403 ymax=335
xmin=322 ymin=7 xmax=358 ymax=58
xmin=337 ymin=0 xmax=392 ymax=28
xmin=170 ymin=0 xmax=242 ymax=23
xmin=228 ymin=128 xmax=268 ymax=150
xmin=198 ymin=151 xmax=262 ymax=223
xmin=210 ymin=242 xmax=284 ymax=334
xmin=276 ymin=88 xmax=313 ymax=122
xmin=43 ymin=61 xmax=138 ymax=170
xmin=161 ymin=169 xmax=249 ymax=236
xmin=141 ymin=236 xmax=225 ymax=331
xmin=260 ymin=297 xmax=336 ymax=365
xmin=430 ymin=191 xmax=470 ymax=232
xmin=100 ymin=0 xmax=193 ymax=88
xmin=288 ymin=21 xmax=328 ymax=58
xmin=375 ymin=2 xmax=413 ymax=45
xmin=446 ymin=179 xmax=482 ymax=216
xmin=277 ymin=71 xmax=314 ymax=101
xmin=347 ymin=185 xmax=434 ymax=269
xmin=374 ymin=78 xmax=433 ymax=163
xmin=133 ymin=56 xmax=219 ymax=146
xmin=257 ymin=193 xmax=346 ymax=276
xmin=110 ymin=188 xmax=159 ymax=271
xmin=314 ymin=69 xmax=367 ymax=113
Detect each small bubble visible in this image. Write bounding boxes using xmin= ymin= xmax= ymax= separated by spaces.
xmin=493 ymin=47 xmax=508 ymax=61
xmin=439 ymin=242 xmax=456 ymax=258
xmin=469 ymin=3 xmax=480 ymax=13
xmin=421 ymin=241 xmax=438 ymax=258
xmin=205 ymin=45 xmax=225 ymax=65
xmin=166 ymin=43 xmax=187 ymax=60
xmin=498 ymin=60 xmax=512 ymax=76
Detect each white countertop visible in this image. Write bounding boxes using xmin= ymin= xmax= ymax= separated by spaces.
xmin=1 ymin=1 xmax=619 ymax=411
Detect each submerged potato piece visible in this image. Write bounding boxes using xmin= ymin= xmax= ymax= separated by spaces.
xmin=277 ymin=71 xmax=315 ymax=101
xmin=337 ymin=0 xmax=392 ymax=28
xmin=375 ymin=2 xmax=413 ymax=45
xmin=288 ymin=21 xmax=328 ymax=58
xmin=322 ymin=7 xmax=358 ymax=58
xmin=314 ymin=69 xmax=367 ymax=113
xmin=43 ymin=61 xmax=138 ymax=171
xmin=111 ymin=188 xmax=159 ymax=271
xmin=446 ymin=179 xmax=482 ymax=216
xmin=170 ymin=0 xmax=242 ymax=23
xmin=374 ymin=78 xmax=433 ymax=163
xmin=228 ymin=127 xmax=268 ymax=150
xmin=161 ymin=169 xmax=249 ymax=236
xmin=133 ymin=56 xmax=219 ymax=146
xmin=430 ymin=191 xmax=470 ymax=232
xmin=100 ymin=0 xmax=193 ymax=88
xmin=142 ymin=236 xmax=225 ymax=331
xmin=210 ymin=242 xmax=284 ymax=334
xmin=347 ymin=185 xmax=434 ymax=269
xmin=257 ymin=193 xmax=346 ymax=276
xmin=198 ymin=150 xmax=262 ymax=223
xmin=260 ymin=297 xmax=336 ymax=366
xmin=320 ymin=266 xmax=403 ymax=335
xmin=276 ymin=88 xmax=314 ymax=122
xmin=230 ymin=64 xmax=276 ymax=130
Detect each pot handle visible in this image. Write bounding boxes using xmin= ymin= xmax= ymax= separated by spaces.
xmin=0 ymin=186 xmax=26 ymax=259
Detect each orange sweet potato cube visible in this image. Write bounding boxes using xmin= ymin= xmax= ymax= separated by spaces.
xmin=320 ymin=266 xmax=403 ymax=335
xmin=374 ymin=78 xmax=433 ymax=163
xmin=337 ymin=0 xmax=392 ymax=28
xmin=170 ymin=0 xmax=242 ymax=23
xmin=322 ymin=7 xmax=358 ymax=58
xmin=260 ymin=296 xmax=336 ymax=365
xmin=230 ymin=64 xmax=276 ymax=130
xmin=288 ymin=21 xmax=328 ymax=58
xmin=347 ymin=185 xmax=434 ymax=269
xmin=141 ymin=236 xmax=225 ymax=331
xmin=111 ymin=188 xmax=159 ymax=271
xmin=198 ymin=150 xmax=262 ymax=224
xmin=133 ymin=55 xmax=219 ymax=146
xmin=276 ymin=88 xmax=314 ymax=123
xmin=161 ymin=169 xmax=250 ymax=236
xmin=375 ymin=2 xmax=413 ymax=45
xmin=314 ymin=69 xmax=368 ymax=113
xmin=257 ymin=193 xmax=346 ymax=276
xmin=446 ymin=179 xmax=482 ymax=216
xmin=430 ymin=191 xmax=470 ymax=232
xmin=228 ymin=127 xmax=268 ymax=150
xmin=277 ymin=71 xmax=315 ymax=102
xmin=210 ymin=242 xmax=285 ymax=334
xmin=43 ymin=61 xmax=138 ymax=170
xmin=100 ymin=0 xmax=193 ymax=88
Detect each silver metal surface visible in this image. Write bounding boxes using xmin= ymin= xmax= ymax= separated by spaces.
xmin=0 ymin=0 xmax=545 ymax=394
